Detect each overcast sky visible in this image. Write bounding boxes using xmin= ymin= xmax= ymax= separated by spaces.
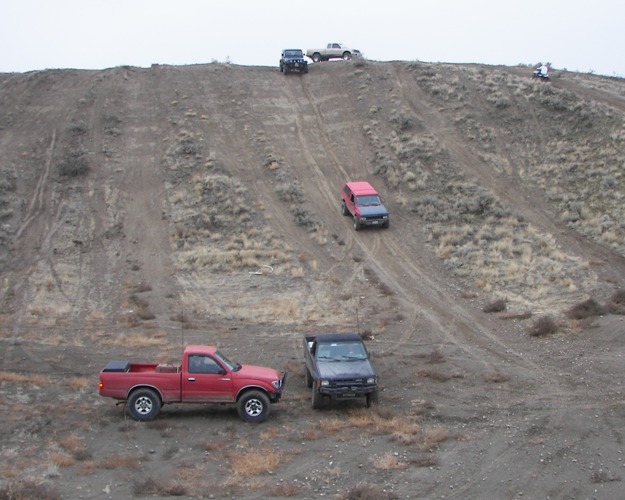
xmin=2 ymin=0 xmax=624 ymax=77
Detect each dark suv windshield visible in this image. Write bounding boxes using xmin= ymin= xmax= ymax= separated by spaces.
xmin=355 ymin=195 xmax=381 ymax=206
xmin=285 ymin=50 xmax=303 ymax=58
xmin=316 ymin=341 xmax=368 ymax=362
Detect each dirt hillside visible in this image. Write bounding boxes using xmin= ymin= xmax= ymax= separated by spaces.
xmin=1 ymin=60 xmax=625 ymax=499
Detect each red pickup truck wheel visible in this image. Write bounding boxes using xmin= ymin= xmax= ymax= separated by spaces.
xmin=128 ymin=388 xmax=161 ymax=421
xmin=237 ymin=391 xmax=270 ymax=423
xmin=341 ymin=201 xmax=349 ymax=216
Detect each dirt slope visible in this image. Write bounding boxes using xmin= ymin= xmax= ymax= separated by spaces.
xmin=1 ymin=61 xmax=625 ymax=499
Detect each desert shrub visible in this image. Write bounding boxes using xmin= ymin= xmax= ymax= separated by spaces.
xmin=57 ymin=151 xmax=89 ymax=177
xmin=103 ymin=114 xmax=122 ymax=136
xmin=269 ymin=482 xmax=300 ymax=497
xmin=408 ymin=454 xmax=440 ymax=467
xmin=606 ymin=289 xmax=625 ymax=315
xmin=0 ymin=170 xmax=16 ymax=193
xmin=275 ymin=181 xmax=305 ymax=203
xmin=129 ymin=294 xmax=156 ymax=320
xmin=133 ymin=477 xmax=187 ymax=496
xmin=175 ymin=135 xmax=200 ymax=157
xmin=566 ymin=298 xmax=605 ymax=319
xmin=293 ymin=207 xmax=317 ymax=230
xmin=352 ymin=57 xmax=367 ymax=68
xmin=528 ymin=315 xmax=558 ymax=337
xmin=590 ymin=469 xmax=620 ymax=483
xmin=68 ymin=121 xmax=88 ymax=136
xmin=484 ymin=371 xmax=511 ymax=383
xmin=340 ymin=483 xmax=399 ymax=500
xmin=390 ymin=110 xmax=416 ymax=131
xmin=483 ymin=298 xmax=507 ymax=313
xmin=498 ymin=310 xmax=533 ymax=321
xmin=0 ymin=480 xmax=61 ymax=500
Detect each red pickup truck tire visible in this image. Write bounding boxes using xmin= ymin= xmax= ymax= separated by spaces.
xmin=237 ymin=391 xmax=270 ymax=423
xmin=128 ymin=388 xmax=161 ymax=421
xmin=341 ymin=201 xmax=349 ymax=216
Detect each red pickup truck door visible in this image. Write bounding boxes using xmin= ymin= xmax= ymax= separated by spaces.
xmin=182 ymin=354 xmax=234 ymax=403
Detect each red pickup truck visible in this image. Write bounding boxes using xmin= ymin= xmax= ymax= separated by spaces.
xmin=98 ymin=345 xmax=287 ymax=423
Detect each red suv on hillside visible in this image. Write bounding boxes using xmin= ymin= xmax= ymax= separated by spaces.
xmin=341 ymin=181 xmax=389 ymax=230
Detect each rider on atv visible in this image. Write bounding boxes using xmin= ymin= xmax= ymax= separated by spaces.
xmin=534 ymin=63 xmax=549 ymax=79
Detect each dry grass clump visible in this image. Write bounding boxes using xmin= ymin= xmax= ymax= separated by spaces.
xmin=301 ymin=427 xmax=322 ymax=441
xmin=0 ymin=371 xmax=47 ymax=385
xmin=66 ymin=376 xmax=90 ymax=390
xmin=94 ymin=330 xmax=168 ymax=348
xmin=229 ymin=448 xmax=281 ymax=476
xmin=58 ymin=434 xmax=86 ymax=454
xmin=347 ymin=407 xmax=405 ymax=433
xmin=392 ymin=424 xmax=449 ymax=451
xmin=50 ymin=453 xmax=75 ymax=467
xmin=99 ymin=452 xmax=142 ymax=470
xmin=300 ymin=418 xmax=343 ymax=440
xmin=347 ymin=407 xmax=447 ymax=450
xmin=373 ymin=451 xmax=407 ymax=470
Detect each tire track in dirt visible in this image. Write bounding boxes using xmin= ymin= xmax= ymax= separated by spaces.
xmin=2 ymin=130 xmax=59 ymax=366
xmin=373 ymin=67 xmax=625 ymax=461
xmin=283 ymin=74 xmax=430 ymax=352
xmin=381 ymin=233 xmax=544 ymax=372
xmin=15 ymin=130 xmax=55 ymax=241
xmin=324 ymin=66 xmax=553 ymax=373
xmin=282 ymin=76 xmax=384 ymax=293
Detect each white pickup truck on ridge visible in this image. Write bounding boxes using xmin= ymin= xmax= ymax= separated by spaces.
xmin=306 ymin=43 xmax=361 ymax=62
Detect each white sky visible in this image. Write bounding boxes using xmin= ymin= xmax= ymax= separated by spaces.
xmin=1 ymin=0 xmax=624 ymax=77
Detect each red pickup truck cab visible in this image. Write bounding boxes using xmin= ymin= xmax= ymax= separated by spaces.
xmin=98 ymin=345 xmax=287 ymax=423
xmin=341 ymin=181 xmax=389 ymax=230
